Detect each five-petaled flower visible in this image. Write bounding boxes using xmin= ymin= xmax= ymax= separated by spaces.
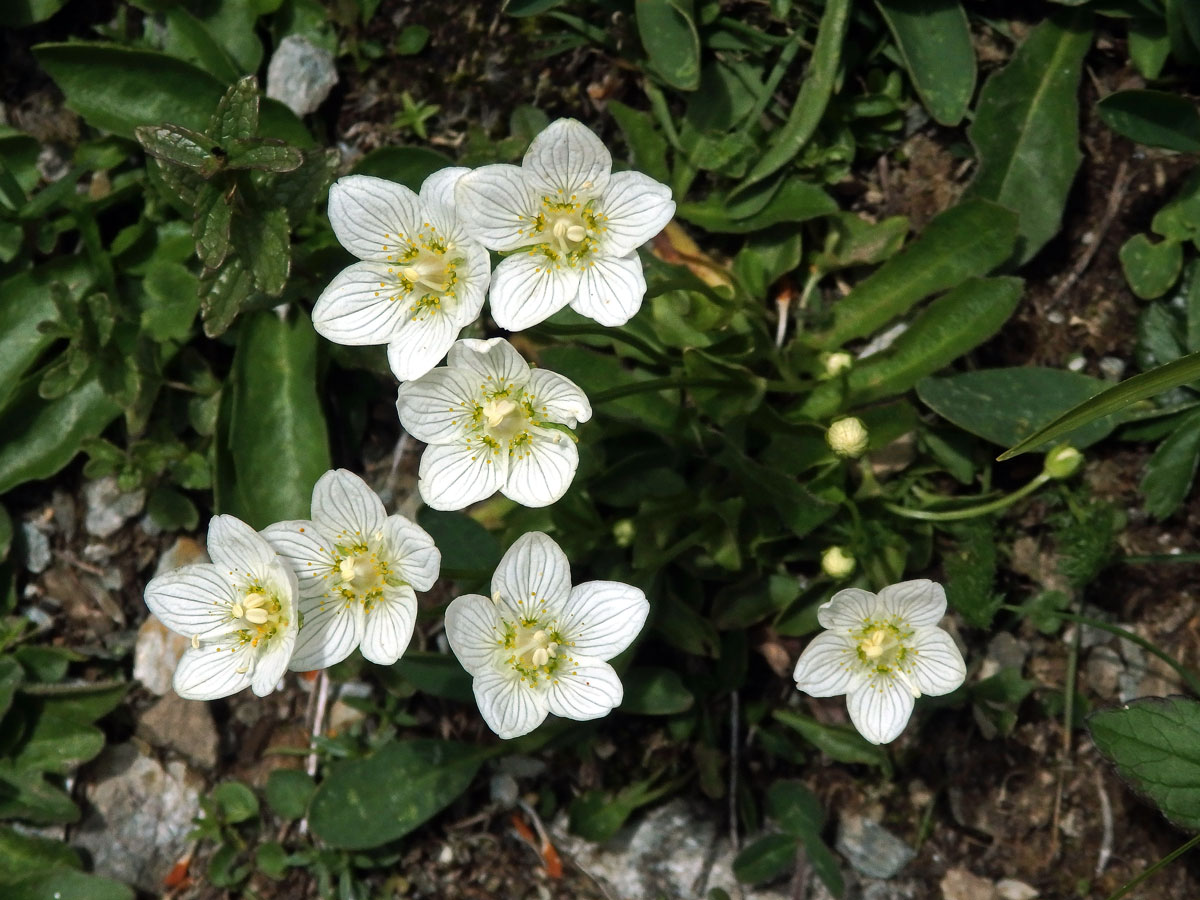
xmin=143 ymin=515 xmax=299 ymax=700
xmin=792 ymin=580 xmax=966 ymax=745
xmin=263 ymin=469 xmax=441 ymax=669
xmin=455 ymin=118 xmax=675 ymax=330
xmin=395 ymin=337 xmax=592 ymax=510
xmin=314 ymin=170 xmax=491 ymax=381
xmin=443 ymin=532 xmax=649 ymax=739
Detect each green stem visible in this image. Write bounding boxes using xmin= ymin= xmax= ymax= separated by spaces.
xmin=591 ymin=376 xmax=730 ymax=405
xmin=1122 ymin=553 xmax=1200 ymax=565
xmin=883 ymin=473 xmax=1051 ymax=522
xmin=1105 ymin=832 xmax=1200 ymax=900
xmin=999 ymin=605 xmax=1200 ymax=697
xmin=532 ymin=322 xmax=671 ymax=366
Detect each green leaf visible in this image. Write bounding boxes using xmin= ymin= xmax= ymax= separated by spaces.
xmin=1097 ymin=89 xmax=1200 ymax=153
xmin=265 ymin=769 xmax=316 ymax=821
xmin=308 ymin=740 xmax=484 ymax=849
xmin=269 ymin=148 xmax=340 ymax=221
xmin=811 ymin=212 xmax=908 ymax=274
xmin=393 ymin=651 xmax=474 ymax=702
xmin=0 ymin=824 xmax=80 ymax=884
xmin=1128 ymin=17 xmax=1171 ymax=80
xmin=568 ymin=774 xmax=679 ymax=842
xmin=33 ymin=43 xmax=310 ymax=145
xmin=809 ymin=200 xmax=1018 ymax=349
xmin=732 ymin=833 xmax=796 ymax=884
xmin=13 ymin=715 xmax=104 ymax=775
xmin=163 ymin=6 xmax=243 ymax=84
xmin=0 ymin=505 xmax=11 ymax=563
xmin=0 ymin=376 xmax=122 ymax=494
xmin=964 ymin=13 xmax=1091 ymax=264
xmin=636 ymin=0 xmax=701 ymax=91
xmin=504 ymin=0 xmax=565 ymax=14
xmin=213 ymin=781 xmax=259 ymax=824
xmin=999 ymin=350 xmax=1200 ymax=459
xmin=1140 ymin=408 xmax=1200 ymax=519
xmin=209 ymin=75 xmax=260 ymax=145
xmin=676 ymin=177 xmax=836 ymax=233
xmin=351 ymin=146 xmax=455 ymax=190
xmin=146 ymin=485 xmax=199 ymax=531
xmin=621 ymin=667 xmax=695 ymax=714
xmin=1120 ymin=234 xmax=1184 ymax=299
xmin=608 ymin=100 xmax=670 ymax=186
xmin=0 ymin=0 xmax=67 ymax=27
xmin=200 ymin=255 xmax=255 ymax=337
xmin=226 ymin=139 xmax=304 ymax=173
xmin=767 ymin=779 xmax=824 ymax=837
xmin=6 ymin=869 xmax=132 ymax=900
xmin=231 ymin=205 xmax=290 ymax=295
xmin=804 ymin=277 xmax=1024 ymax=417
xmin=134 ymin=124 xmax=220 ymax=175
xmin=141 ymin=259 xmax=200 ymax=342
xmin=875 ymin=0 xmax=975 ymax=126
xmin=224 ymin=309 xmax=330 ymax=528
xmin=916 ymin=367 xmax=1124 ymax=451
xmin=772 ymin=709 xmax=891 ymax=770
xmin=735 ymin=0 xmax=850 ymax=192
xmin=1088 ymin=696 xmax=1200 ymax=829
xmin=193 ymin=183 xmax=233 ymax=269
xmin=416 ymin=509 xmax=501 ymax=578
xmin=942 ymin=520 xmax=1001 ymax=628
xmin=0 ymin=769 xmax=79 ymax=824
xmin=394 ymin=24 xmax=431 ymax=55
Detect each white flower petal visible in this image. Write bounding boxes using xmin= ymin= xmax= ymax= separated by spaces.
xmin=419 ymin=166 xmax=472 ymax=237
xmin=525 ymin=368 xmax=592 ymax=428
xmin=598 ymin=170 xmax=675 ymax=256
xmin=501 ymin=430 xmax=578 ymax=508
xmin=144 ymin=565 xmax=239 ymax=639
xmin=554 ymin=580 xmax=648 ymax=660
xmin=570 ymin=252 xmax=647 ymax=327
xmin=251 ymin=634 xmax=295 ymax=696
xmin=380 ymin=515 xmax=440 ymax=591
xmin=847 ymin=677 xmax=916 ymax=745
xmin=793 ymin=631 xmax=858 ymax=698
xmin=473 ymin=668 xmax=548 ymax=739
xmin=453 ymin=242 xmax=491 ymax=328
xmin=312 ymin=261 xmax=408 ymax=346
xmin=262 ymin=520 xmax=337 ymax=598
xmin=523 ymin=119 xmax=611 ymax=199
xmin=328 ymin=175 xmax=422 ymax=261
xmin=444 ymin=593 xmax=503 ymax=677
xmin=360 ymin=584 xmax=417 ymax=665
xmin=448 ymin=337 xmax=531 ymax=389
xmin=816 ymin=588 xmax=880 ymax=631
xmin=907 ymin=627 xmax=967 ymax=697
xmin=544 ymin=659 xmax=623 ymax=722
xmin=287 ymin=592 xmax=363 ymax=672
xmin=418 ymin=441 xmax=507 ymax=510
xmin=385 ymin=305 xmax=460 ymax=382
xmin=395 ymin=367 xmax=480 ymax=444
xmin=455 ymin=164 xmax=540 ymax=251
xmin=491 ymin=531 xmax=573 ymax=621
xmin=173 ymin=639 xmax=253 ymax=700
xmin=207 ymin=515 xmax=277 ymax=582
xmin=488 ymin=253 xmax=581 ymax=331
xmin=878 ymin=579 xmax=948 ymax=627
xmin=312 ymin=469 xmax=387 ymax=543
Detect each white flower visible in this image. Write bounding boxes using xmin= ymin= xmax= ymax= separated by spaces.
xmin=792 ymin=580 xmax=966 ymax=745
xmin=395 ymin=337 xmax=592 ymax=510
xmin=455 ymin=118 xmax=675 ymax=330
xmin=314 ymin=170 xmax=491 ymax=381
xmin=143 ymin=515 xmax=299 ymax=700
xmin=262 ymin=469 xmax=441 ymax=669
xmin=444 ymin=532 xmax=648 ymax=739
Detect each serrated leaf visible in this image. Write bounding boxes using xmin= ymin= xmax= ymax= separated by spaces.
xmin=964 ymin=13 xmax=1091 ymax=264
xmin=226 ymin=138 xmax=303 ymax=173
xmin=151 ymin=156 xmax=202 ymax=208
xmin=200 ymin=255 xmax=255 ymax=337
xmin=1089 ymin=696 xmax=1200 ymax=829
xmin=209 ymin=74 xmax=259 ymax=144
xmin=1098 ymin=89 xmax=1200 ymax=153
xmin=1121 ymin=234 xmax=1183 ymax=300
xmin=269 ymin=148 xmax=339 ymax=221
xmin=231 ymin=205 xmax=290 ymax=295
xmin=308 ymin=740 xmax=484 ymax=849
xmin=193 ymin=183 xmax=233 ymax=268
xmin=875 ymin=0 xmax=975 ymax=126
xmin=134 ymin=124 xmax=220 ymax=176
xmin=1140 ymin=408 xmax=1200 ymax=519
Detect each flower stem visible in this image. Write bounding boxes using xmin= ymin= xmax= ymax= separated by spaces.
xmin=532 ymin=322 xmax=672 ymax=366
xmin=883 ymin=472 xmax=1052 ymax=522
xmin=999 ymin=605 xmax=1200 ymax=697
xmin=1104 ymin=832 xmax=1200 ymax=900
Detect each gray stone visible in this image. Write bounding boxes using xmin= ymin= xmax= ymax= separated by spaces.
xmin=1098 ymin=356 xmax=1126 ymax=381
xmin=138 ymin=692 xmax=219 ymax=768
xmin=84 ymin=476 xmax=145 ymax=538
xmin=835 ymin=815 xmax=915 ymax=880
xmin=73 ymin=743 xmax=203 ymax=891
xmin=133 ymin=615 xmax=191 ymax=696
xmin=940 ymin=867 xmax=998 ymax=900
xmin=995 ymin=879 xmax=1039 ymax=900
xmin=266 ymin=36 xmax=338 ymax=117
xmin=21 ymin=522 xmax=51 ymax=573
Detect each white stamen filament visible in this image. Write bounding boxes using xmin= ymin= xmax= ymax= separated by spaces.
xmin=484 ymin=398 xmax=518 ymax=428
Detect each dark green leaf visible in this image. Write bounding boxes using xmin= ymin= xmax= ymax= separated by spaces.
xmin=227 ymin=139 xmax=304 ymax=173
xmin=224 ymin=309 xmax=330 ymax=528
xmin=200 ymin=255 xmax=255 ymax=337
xmin=193 ymin=183 xmax=233 ymax=268
xmin=269 ymin=148 xmax=339 ymax=221
xmin=394 ymin=24 xmax=431 ymax=55
xmin=351 ymin=146 xmax=455 ymax=190
xmin=163 ymin=6 xmax=243 ymax=84
xmin=608 ymin=100 xmax=670 ymax=186
xmin=141 ymin=259 xmax=200 ymax=342
xmin=1088 ymin=696 xmax=1200 ymax=829
xmin=732 ymin=833 xmax=796 ymax=884
xmin=265 ymin=769 xmax=316 ymax=821
xmin=210 ymin=76 xmax=260 ymax=144
xmin=308 ymin=740 xmax=484 ymax=849
xmin=1121 ymin=234 xmax=1183 ymax=299
xmin=636 ymin=0 xmax=701 ymax=91
xmin=773 ymin=710 xmax=891 ymax=769
xmin=0 ymin=0 xmax=67 ymax=27
xmin=621 ymin=667 xmax=694 ymax=714
xmin=504 ymin=0 xmax=565 ymax=14
xmin=134 ymin=124 xmax=219 ymax=175
xmin=1128 ymin=18 xmax=1171 ymax=80
xmin=213 ymin=781 xmax=259 ymax=824
xmin=13 ymin=715 xmax=104 ymax=775
xmin=231 ymin=205 xmax=290 ymax=295
xmin=1140 ymin=408 xmax=1200 ymax=519
xmin=393 ymin=651 xmax=474 ymax=702
xmin=810 ymin=200 xmax=1018 ymax=349
xmin=6 ymin=869 xmax=132 ymax=900
xmin=0 ymin=769 xmax=79 ymax=824
xmin=812 ymin=212 xmax=908 ymax=274
xmin=676 ymin=177 xmax=837 ymax=233
xmin=0 ymin=505 xmax=11 ymax=563
xmin=0 ymin=824 xmax=79 ymax=884
xmin=568 ymin=774 xmax=679 ymax=842
xmin=1098 ymin=89 xmax=1200 ymax=153
xmin=964 ymin=14 xmax=1091 ymax=263
xmin=875 ymin=0 xmax=975 ymax=126
xmin=146 ymin=485 xmax=199 ymax=531
xmin=416 ymin=509 xmax=501 ymax=578
xmin=767 ymin=779 xmax=824 ymax=837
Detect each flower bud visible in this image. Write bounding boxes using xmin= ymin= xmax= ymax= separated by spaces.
xmin=827 ymin=416 xmax=869 ymax=458
xmin=819 ymin=351 xmax=854 ymax=379
xmin=613 ymin=518 xmax=636 ymax=548
xmin=821 ymin=546 xmax=856 ymax=579
xmin=1043 ymin=444 xmax=1083 ymax=480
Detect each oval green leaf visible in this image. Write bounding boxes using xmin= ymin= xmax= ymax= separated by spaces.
xmin=1097 ymin=89 xmax=1200 ymax=153
xmin=636 ymin=0 xmax=701 ymax=91
xmin=875 ymin=0 xmax=975 ymax=126
xmin=621 ymin=666 xmax=695 ymax=714
xmin=352 ymin=146 xmax=455 ymax=190
xmin=1121 ymin=234 xmax=1184 ymax=299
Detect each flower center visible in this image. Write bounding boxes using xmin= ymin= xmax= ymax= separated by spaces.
xmin=400 ymin=252 xmax=453 ymax=294
xmin=230 ymin=588 xmax=287 ymax=647
xmin=548 ymin=212 xmax=588 ymax=255
xmin=338 ymin=551 xmax=384 ymax=597
xmin=482 ymin=396 xmax=527 ymax=442
xmin=859 ymin=628 xmax=898 ymax=663
xmin=501 ymin=612 xmax=568 ymax=684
